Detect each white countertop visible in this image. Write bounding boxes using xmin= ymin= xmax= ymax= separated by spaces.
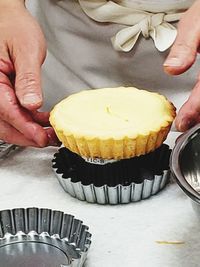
xmin=0 ymin=132 xmax=200 ymax=267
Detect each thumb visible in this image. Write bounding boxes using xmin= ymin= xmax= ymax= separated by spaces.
xmin=13 ymin=37 xmax=46 ymax=111
xmin=164 ymin=0 xmax=200 ymax=75
xmin=14 ymin=54 xmax=43 ymax=111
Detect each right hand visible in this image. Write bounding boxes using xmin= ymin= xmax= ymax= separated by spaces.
xmin=0 ymin=0 xmax=58 ymax=147
xmin=164 ymin=0 xmax=200 ymax=132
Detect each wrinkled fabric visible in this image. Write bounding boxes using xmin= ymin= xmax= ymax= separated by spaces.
xmin=79 ymin=0 xmax=186 ymax=52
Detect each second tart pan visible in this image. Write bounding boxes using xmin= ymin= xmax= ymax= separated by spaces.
xmin=52 ymin=144 xmax=171 ymax=204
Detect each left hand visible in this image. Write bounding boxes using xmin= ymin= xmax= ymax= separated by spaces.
xmin=164 ymin=0 xmax=200 ymax=132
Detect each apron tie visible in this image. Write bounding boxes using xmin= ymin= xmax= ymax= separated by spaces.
xmin=79 ymin=0 xmax=184 ymax=52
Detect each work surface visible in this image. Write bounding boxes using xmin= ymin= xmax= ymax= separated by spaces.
xmin=0 ymin=132 xmax=200 ymax=267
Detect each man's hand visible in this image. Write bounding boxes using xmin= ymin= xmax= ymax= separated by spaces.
xmin=0 ymin=0 xmax=58 ymax=146
xmin=164 ymin=0 xmax=200 ymax=132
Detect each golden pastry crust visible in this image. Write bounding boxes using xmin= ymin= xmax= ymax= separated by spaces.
xmin=50 ymin=87 xmax=176 ymax=159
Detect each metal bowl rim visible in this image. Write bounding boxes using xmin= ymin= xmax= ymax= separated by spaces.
xmin=170 ymin=123 xmax=200 ymax=204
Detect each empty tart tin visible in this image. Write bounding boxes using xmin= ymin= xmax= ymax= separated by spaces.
xmin=52 ymin=144 xmax=171 ymax=204
xmin=0 ymin=207 xmax=91 ymax=267
xmin=170 ymin=123 xmax=200 ymax=215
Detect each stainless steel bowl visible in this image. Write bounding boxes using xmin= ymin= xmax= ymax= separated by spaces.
xmin=170 ymin=123 xmax=200 ymax=213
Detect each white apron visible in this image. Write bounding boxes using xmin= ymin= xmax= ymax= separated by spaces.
xmin=27 ymin=0 xmax=198 ymax=117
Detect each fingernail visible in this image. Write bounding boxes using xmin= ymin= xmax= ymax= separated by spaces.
xmin=178 ymin=118 xmax=194 ymax=132
xmin=46 ymin=128 xmax=61 ymax=147
xmin=48 ymin=133 xmax=61 ymax=146
xmin=163 ymin=57 xmax=183 ymax=67
xmin=22 ymin=93 xmax=42 ymax=105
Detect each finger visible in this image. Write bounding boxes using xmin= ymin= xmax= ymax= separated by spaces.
xmin=11 ymin=35 xmax=46 ymax=111
xmin=46 ymin=127 xmax=61 ymax=146
xmin=0 ymin=43 xmax=14 ymax=76
xmin=0 ymin=72 xmax=49 ymax=147
xmin=0 ymin=56 xmax=14 ymax=77
xmin=175 ymin=79 xmax=200 ymax=131
xmin=30 ymin=111 xmax=50 ymax=127
xmin=30 ymin=112 xmax=61 ymax=145
xmin=14 ymin=58 xmax=42 ymax=111
xmin=164 ymin=0 xmax=200 ymax=75
xmin=0 ymin=118 xmax=40 ymax=147
xmin=0 ymin=45 xmax=15 ymax=87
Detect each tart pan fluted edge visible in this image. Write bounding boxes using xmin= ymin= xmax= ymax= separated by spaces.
xmin=0 ymin=207 xmax=91 ymax=267
xmin=52 ymin=145 xmax=171 ymax=204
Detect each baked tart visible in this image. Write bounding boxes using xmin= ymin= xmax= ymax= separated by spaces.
xmin=50 ymin=87 xmax=175 ymax=159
